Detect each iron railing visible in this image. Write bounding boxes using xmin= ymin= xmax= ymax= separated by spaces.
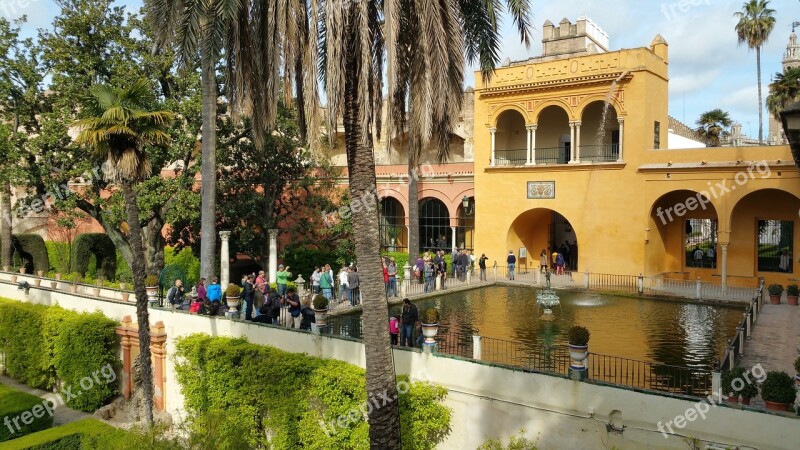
xmin=534 ymin=146 xmax=569 ymax=164
xmin=587 ymin=352 xmax=713 ymax=397
xmin=579 ymin=144 xmax=619 ymax=162
xmin=718 ymin=284 xmax=763 ymax=372
xmin=494 ymin=148 xmax=527 ymax=166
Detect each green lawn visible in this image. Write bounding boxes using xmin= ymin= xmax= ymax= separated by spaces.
xmin=2 ymin=418 xmax=125 ymax=450
xmin=0 ymin=383 xmax=53 ymax=443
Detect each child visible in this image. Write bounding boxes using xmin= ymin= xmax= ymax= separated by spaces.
xmin=388 ymin=316 xmax=399 ymax=345
xmin=188 ymin=289 xmax=204 ymax=314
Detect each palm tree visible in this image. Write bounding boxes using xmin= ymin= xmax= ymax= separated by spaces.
xmin=696 ymin=109 xmax=733 ymax=147
xmin=767 ymin=66 xmax=800 ymax=119
xmin=734 ymin=0 xmax=776 ymax=145
xmin=73 ymin=80 xmax=174 ymax=426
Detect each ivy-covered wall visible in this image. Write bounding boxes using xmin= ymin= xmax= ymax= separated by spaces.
xmin=174 ymin=334 xmax=452 ymax=450
xmin=0 ymin=299 xmax=120 ymax=412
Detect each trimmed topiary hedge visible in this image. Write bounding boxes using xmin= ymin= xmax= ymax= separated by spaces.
xmin=2 ymin=418 xmax=125 ymax=450
xmin=0 ymin=234 xmax=50 ymax=274
xmin=0 ymin=299 xmax=120 ymax=412
xmin=70 ymin=234 xmax=116 ymax=281
xmin=174 ymin=334 xmax=451 ymax=449
xmin=0 ymin=383 xmax=54 ymax=443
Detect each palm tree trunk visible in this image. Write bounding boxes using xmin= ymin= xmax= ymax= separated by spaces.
xmin=199 ymin=56 xmax=218 ymax=281
xmin=757 ymin=45 xmax=763 ymax=145
xmin=0 ymin=183 xmax=11 ymax=268
xmin=121 ymin=180 xmax=155 ymax=426
xmin=343 ymin=34 xmax=402 ymax=449
xmin=407 ymin=157 xmax=419 ymax=263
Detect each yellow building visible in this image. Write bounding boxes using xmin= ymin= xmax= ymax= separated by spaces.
xmin=473 ymin=17 xmax=800 ymax=288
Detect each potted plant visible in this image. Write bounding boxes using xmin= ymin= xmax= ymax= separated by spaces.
xmin=787 ymin=284 xmax=799 ymax=306
xmin=760 ymin=371 xmax=797 ymax=412
xmin=225 ymin=283 xmax=242 ymax=313
xmin=721 ymin=368 xmax=741 ymax=404
xmin=145 ymin=274 xmax=160 ymax=304
xmin=568 ymin=326 xmax=591 ymax=370
xmin=119 ymin=273 xmax=131 ymax=291
xmin=738 ymin=376 xmax=759 ymax=406
xmin=1 ymin=265 xmax=8 ymax=272
xmin=36 ymin=269 xmax=44 ymax=277
xmin=312 ymin=294 xmax=330 ymax=325
xmin=33 ymin=276 xmax=41 ymax=287
xmin=768 ymin=284 xmax=783 ymax=304
xmin=421 ymin=308 xmax=440 ymax=345
xmin=386 ymin=226 xmax=400 ymax=252
xmin=93 ymin=277 xmax=103 ymax=297
xmin=55 ymin=272 xmax=62 ymax=281
xmin=18 ymin=266 xmax=26 ymax=274
xmin=70 ymin=272 xmax=82 ymax=293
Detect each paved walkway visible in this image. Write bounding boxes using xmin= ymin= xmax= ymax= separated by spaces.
xmin=0 ymin=375 xmax=91 ymax=426
xmin=738 ymin=298 xmax=800 ymax=409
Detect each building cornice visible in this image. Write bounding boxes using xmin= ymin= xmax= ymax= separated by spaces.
xmin=476 ymin=72 xmax=635 ymax=99
xmin=637 ymin=160 xmax=798 ymax=172
xmin=484 ymin=161 xmax=626 ymax=172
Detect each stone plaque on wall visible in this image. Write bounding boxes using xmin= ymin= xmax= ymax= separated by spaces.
xmin=527 ymin=181 xmax=555 ymax=199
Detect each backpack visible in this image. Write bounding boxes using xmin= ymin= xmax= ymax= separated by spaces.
xmin=167 ymin=287 xmax=178 ymax=304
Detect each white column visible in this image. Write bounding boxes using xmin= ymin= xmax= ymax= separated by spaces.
xmin=268 ymin=229 xmax=279 ymax=283
xmin=721 ymin=243 xmax=729 ymax=295
xmin=529 ymin=125 xmax=537 ymax=165
xmin=617 ymin=118 xmax=625 ymax=162
xmin=489 ymin=127 xmax=497 ymax=166
xmin=568 ymin=122 xmax=577 ymax=163
xmin=575 ymin=121 xmax=582 ymax=163
xmin=451 ymin=226 xmax=457 ymax=251
xmin=525 ymin=126 xmax=532 ymax=165
xmin=219 ymin=231 xmax=231 ymax=288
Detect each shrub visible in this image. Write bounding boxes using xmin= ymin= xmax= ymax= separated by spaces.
xmin=422 ymin=308 xmax=440 ymax=324
xmin=568 ymin=326 xmax=590 ymax=346
xmin=174 ymin=334 xmax=451 ymax=449
xmin=795 ymin=356 xmax=800 ymax=374
xmin=768 ymin=284 xmax=784 ymax=296
xmin=477 ymin=429 xmax=538 ymax=450
xmin=4 ymin=234 xmax=51 ymax=275
xmin=0 ymin=383 xmax=54 ymax=442
xmin=70 ymin=272 xmax=82 ymax=283
xmin=787 ymin=284 xmax=799 ymax=296
xmin=312 ymin=294 xmax=329 ymax=310
xmin=45 ymin=241 xmax=71 ymax=274
xmin=145 ymin=274 xmax=159 ymax=286
xmin=70 ymin=234 xmax=116 ymax=281
xmin=164 ymin=247 xmax=201 ymax=287
xmin=721 ymin=368 xmax=742 ymax=396
xmin=760 ymin=371 xmax=797 ymax=404
xmin=225 ymin=283 xmax=242 ymax=298
xmin=118 ymin=272 xmax=132 ymax=284
xmin=723 ymin=367 xmax=758 ymax=399
xmin=0 ymin=299 xmax=119 ymax=412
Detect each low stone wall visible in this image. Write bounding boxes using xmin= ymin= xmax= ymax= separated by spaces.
xmin=0 ymin=273 xmax=797 ymax=449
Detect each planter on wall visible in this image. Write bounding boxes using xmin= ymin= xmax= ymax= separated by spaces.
xmin=769 ymin=295 xmax=781 ymax=305
xmin=788 ymin=296 xmax=799 ymax=306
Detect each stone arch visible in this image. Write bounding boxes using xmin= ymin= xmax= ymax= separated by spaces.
xmin=506 ymin=208 xmax=580 ymax=271
xmin=532 ymin=99 xmax=575 ymax=122
xmin=490 ymin=104 xmax=530 ymax=126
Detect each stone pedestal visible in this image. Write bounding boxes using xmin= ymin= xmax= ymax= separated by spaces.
xmin=219 ymin=231 xmax=231 ymax=288
xmin=401 ymin=263 xmax=411 ymax=297
xmin=268 ymin=229 xmax=279 ymax=284
xmin=569 ymin=367 xmax=588 ymax=381
xmin=295 ymin=275 xmax=306 ymax=298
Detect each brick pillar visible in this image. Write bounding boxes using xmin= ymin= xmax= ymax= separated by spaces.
xmin=149 ymin=321 xmax=167 ymax=411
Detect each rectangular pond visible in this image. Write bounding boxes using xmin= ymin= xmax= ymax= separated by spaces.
xmin=326 ymin=285 xmax=745 ymax=372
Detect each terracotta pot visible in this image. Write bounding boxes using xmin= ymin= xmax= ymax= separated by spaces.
xmin=122 ymin=292 xmax=130 ymax=302
xmin=788 ymin=295 xmax=799 ymax=306
xmin=34 ymin=279 xmax=41 ymax=287
xmin=10 ymin=275 xmax=17 ymax=283
xmin=92 ymin=288 xmax=100 ymax=296
xmin=726 ymin=395 xmax=739 ymax=404
xmin=18 ymin=267 xmax=26 ymax=274
xmin=37 ymin=270 xmax=44 ymax=277
xmin=50 ymin=281 xmax=57 ymax=289
xmin=70 ymin=285 xmax=78 ymax=294
xmin=2 ymin=266 xmax=8 ymax=272
xmin=120 ymin=283 xmax=127 ymax=291
xmin=764 ymin=400 xmax=792 ymax=412
xmin=55 ymin=273 xmax=62 ymax=280
xmin=769 ymin=294 xmax=781 ymax=305
xmin=740 ymin=397 xmax=751 ymax=406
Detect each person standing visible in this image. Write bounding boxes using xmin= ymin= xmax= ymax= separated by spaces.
xmin=387 ymin=257 xmax=397 ymax=298
xmin=253 ymin=282 xmax=266 ymax=318
xmin=451 ymin=248 xmax=459 ymax=278
xmin=507 ymin=250 xmax=516 ymax=280
xmin=555 ymin=252 xmax=565 ymax=275
xmin=241 ymin=275 xmax=255 ymax=320
xmin=479 ymin=253 xmax=488 ymax=281
xmin=284 ymin=288 xmax=302 ymax=328
xmin=400 ymin=298 xmax=418 ymax=347
xmin=319 ymin=267 xmax=333 ymax=301
xmin=706 ymin=245 xmax=717 ymax=269
xmin=338 ymin=266 xmax=350 ymax=304
xmin=256 ymin=270 xmax=266 ymax=286
xmin=693 ymin=246 xmax=704 ymax=268
xmin=347 ymin=267 xmax=361 ymax=306
xmin=276 ymin=264 xmax=292 ymax=296
xmin=423 ymin=258 xmax=435 ymax=293
xmin=388 ymin=315 xmax=400 ymax=345
xmin=311 ymin=267 xmax=321 ymax=294
xmin=206 ymin=277 xmax=222 ymax=315
xmin=382 ymin=260 xmax=390 ymax=296
xmin=539 ymin=249 xmax=549 ymax=273
xmin=265 ymin=285 xmax=281 ymax=324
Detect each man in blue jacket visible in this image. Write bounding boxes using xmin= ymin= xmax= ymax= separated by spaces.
xmin=206 ymin=277 xmax=222 ymax=315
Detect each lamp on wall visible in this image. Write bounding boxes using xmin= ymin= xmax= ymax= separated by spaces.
xmin=462 ymin=196 xmax=475 ymax=215
xmin=780 ymin=101 xmax=800 ymax=168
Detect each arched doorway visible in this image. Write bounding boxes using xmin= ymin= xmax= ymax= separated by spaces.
xmin=536 ymin=105 xmax=571 ymax=164
xmin=379 ymin=197 xmax=406 ymax=253
xmin=507 ymin=208 xmax=579 ymax=272
xmin=495 ymin=109 xmax=527 ymax=166
xmin=457 ymin=196 xmax=475 ymax=251
xmin=580 ymin=100 xmax=619 ymax=162
xmin=729 ymin=189 xmax=800 ymax=278
xmin=647 ymin=190 xmax=719 ymax=275
xmin=419 ymin=198 xmax=451 ymax=252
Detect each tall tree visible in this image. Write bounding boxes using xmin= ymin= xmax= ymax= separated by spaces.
xmin=767 ymin=66 xmax=800 ymax=119
xmin=734 ymin=0 xmax=776 ymax=145
xmin=696 ymin=108 xmax=732 ymax=147
xmin=73 ymin=80 xmax=174 ymax=426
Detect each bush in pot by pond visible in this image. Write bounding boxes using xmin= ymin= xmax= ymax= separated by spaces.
xmin=723 ymin=367 xmax=759 ymax=405
xmin=567 ymin=326 xmax=590 ymax=346
xmin=145 ymin=274 xmax=159 ymax=287
xmin=567 ymin=326 xmax=590 ymax=371
xmin=787 ymin=284 xmax=799 ymax=306
xmin=768 ymin=284 xmax=783 ymax=304
xmin=422 ymin=308 xmax=440 ymax=325
xmin=312 ymin=294 xmax=329 ymax=310
xmin=760 ymin=371 xmax=797 ymax=411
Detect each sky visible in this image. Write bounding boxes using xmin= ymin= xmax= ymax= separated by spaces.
xmin=4 ymin=0 xmax=799 ymax=139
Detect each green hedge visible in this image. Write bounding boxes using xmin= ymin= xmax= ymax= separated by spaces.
xmin=164 ymin=247 xmax=200 ymax=287
xmin=3 ymin=418 xmax=125 ymax=450
xmin=0 ymin=235 xmax=50 ymax=274
xmin=0 ymin=383 xmax=54 ymax=443
xmin=70 ymin=234 xmax=116 ymax=281
xmin=0 ymin=299 xmax=120 ymax=412
xmin=174 ymin=334 xmax=451 ymax=449
xmin=44 ymin=242 xmax=70 ymax=275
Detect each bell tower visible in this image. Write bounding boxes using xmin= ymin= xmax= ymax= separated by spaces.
xmin=768 ymin=28 xmax=800 ymax=145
